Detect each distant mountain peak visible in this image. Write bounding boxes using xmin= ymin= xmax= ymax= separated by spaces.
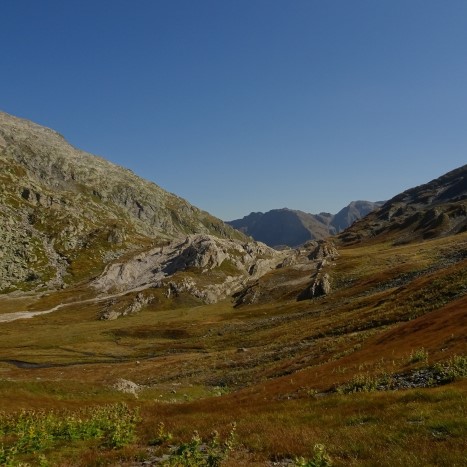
xmin=227 ymin=201 xmax=383 ymax=247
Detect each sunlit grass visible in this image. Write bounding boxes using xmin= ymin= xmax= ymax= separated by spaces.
xmin=0 ymin=232 xmax=465 ymax=464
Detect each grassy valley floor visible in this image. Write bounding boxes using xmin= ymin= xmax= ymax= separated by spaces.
xmin=0 ymin=232 xmax=466 ymax=465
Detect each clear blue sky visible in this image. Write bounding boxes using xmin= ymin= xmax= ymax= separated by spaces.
xmin=1 ymin=0 xmax=466 ymax=220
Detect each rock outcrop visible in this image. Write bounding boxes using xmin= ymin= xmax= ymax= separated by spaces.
xmin=112 ymin=378 xmax=141 ymax=397
xmin=299 ymin=272 xmax=331 ymax=299
xmin=234 ymin=239 xmax=339 ymax=306
xmin=305 ymin=240 xmax=339 ymax=260
xmin=93 ymin=234 xmax=288 ymax=305
xmin=99 ymin=292 xmax=154 ymax=320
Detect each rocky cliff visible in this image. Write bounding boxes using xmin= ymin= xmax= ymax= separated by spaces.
xmin=0 ymin=111 xmax=245 ymax=292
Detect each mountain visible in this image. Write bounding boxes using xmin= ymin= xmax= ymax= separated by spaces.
xmin=339 ymin=164 xmax=467 ymax=245
xmin=331 ymin=200 xmax=385 ymax=232
xmin=226 ymin=209 xmax=332 ymax=247
xmin=0 ymin=115 xmax=466 ymax=466
xmin=0 ymin=111 xmax=245 ymax=292
xmin=227 ymin=201 xmax=383 ymax=247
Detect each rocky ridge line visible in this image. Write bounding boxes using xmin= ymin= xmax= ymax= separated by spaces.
xmin=0 ymin=110 xmax=245 ymax=292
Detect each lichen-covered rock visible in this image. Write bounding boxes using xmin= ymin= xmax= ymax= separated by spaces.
xmin=112 ymin=378 xmax=141 ymax=397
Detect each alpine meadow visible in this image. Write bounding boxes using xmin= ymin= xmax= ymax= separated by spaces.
xmin=0 ymin=111 xmax=466 ymax=466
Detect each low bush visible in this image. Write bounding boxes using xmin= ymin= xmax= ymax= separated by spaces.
xmin=164 ymin=423 xmax=236 ymax=467
xmin=336 ymin=373 xmax=391 ymax=394
xmin=433 ymin=355 xmax=467 ymax=383
xmin=408 ymin=348 xmax=429 ymax=364
xmin=294 ymin=444 xmax=333 ymax=466
xmin=0 ymin=402 xmax=140 ymax=464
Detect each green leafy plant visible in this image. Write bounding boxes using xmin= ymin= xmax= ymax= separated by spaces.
xmin=165 ymin=423 xmax=236 ymax=466
xmin=408 ymin=348 xmax=429 ymax=364
xmin=0 ymin=403 xmax=140 ymax=464
xmin=149 ymin=421 xmax=173 ymax=446
xmin=433 ymin=355 xmax=467 ymax=383
xmin=294 ymin=444 xmax=333 ymax=467
xmin=336 ymin=373 xmax=391 ymax=394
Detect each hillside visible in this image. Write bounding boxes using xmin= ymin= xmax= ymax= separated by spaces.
xmin=226 ymin=208 xmax=332 ymax=247
xmin=227 ymin=201 xmax=383 ymax=247
xmin=339 ymin=164 xmax=467 ymax=245
xmin=0 ymin=111 xmax=245 ymax=293
xmin=331 ymin=200 xmax=385 ymax=232
xmin=0 ymin=116 xmax=465 ymax=467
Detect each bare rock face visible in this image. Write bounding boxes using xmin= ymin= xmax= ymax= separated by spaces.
xmin=93 ymin=234 xmax=288 ymax=305
xmin=305 ymin=240 xmax=339 ymax=260
xmin=299 ymin=272 xmax=331 ymax=300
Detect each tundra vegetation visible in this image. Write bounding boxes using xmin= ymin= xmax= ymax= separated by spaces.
xmin=0 ymin=231 xmax=466 ymax=465
xmin=0 ymin=114 xmax=466 ymax=465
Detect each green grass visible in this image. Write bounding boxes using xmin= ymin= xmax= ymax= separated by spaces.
xmin=0 ymin=403 xmax=139 ymax=465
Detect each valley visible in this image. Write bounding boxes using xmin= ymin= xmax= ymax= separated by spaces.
xmin=0 ymin=230 xmax=466 ymax=465
xmin=0 ymin=112 xmax=466 ymax=465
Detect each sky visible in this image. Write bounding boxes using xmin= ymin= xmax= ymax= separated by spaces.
xmin=1 ymin=0 xmax=466 ymax=220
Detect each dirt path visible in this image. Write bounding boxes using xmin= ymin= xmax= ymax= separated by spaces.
xmin=0 ymin=284 xmax=152 ymax=324
xmin=0 ymin=305 xmax=63 ymax=323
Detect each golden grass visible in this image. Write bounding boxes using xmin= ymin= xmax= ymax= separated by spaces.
xmin=0 ymin=231 xmax=466 ymax=464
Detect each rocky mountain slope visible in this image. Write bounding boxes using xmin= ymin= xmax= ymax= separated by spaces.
xmin=227 ymin=201 xmax=383 ymax=247
xmin=339 ymin=164 xmax=467 ymax=245
xmin=0 ymin=111 xmax=341 ymax=312
xmin=0 ymin=111 xmax=245 ymax=293
xmin=331 ymin=200 xmax=385 ymax=232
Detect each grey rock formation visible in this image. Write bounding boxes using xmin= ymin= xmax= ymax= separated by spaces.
xmin=300 ymin=272 xmax=331 ymax=299
xmin=305 ymin=240 xmax=339 ymax=260
xmin=234 ymin=239 xmax=339 ymax=306
xmin=93 ymin=234 xmax=288 ymax=305
xmin=112 ymin=378 xmax=141 ymax=397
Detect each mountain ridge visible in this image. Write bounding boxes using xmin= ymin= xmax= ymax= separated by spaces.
xmin=0 ymin=110 xmax=245 ymax=292
xmin=227 ymin=200 xmax=384 ymax=247
xmin=339 ymin=164 xmax=467 ymax=245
